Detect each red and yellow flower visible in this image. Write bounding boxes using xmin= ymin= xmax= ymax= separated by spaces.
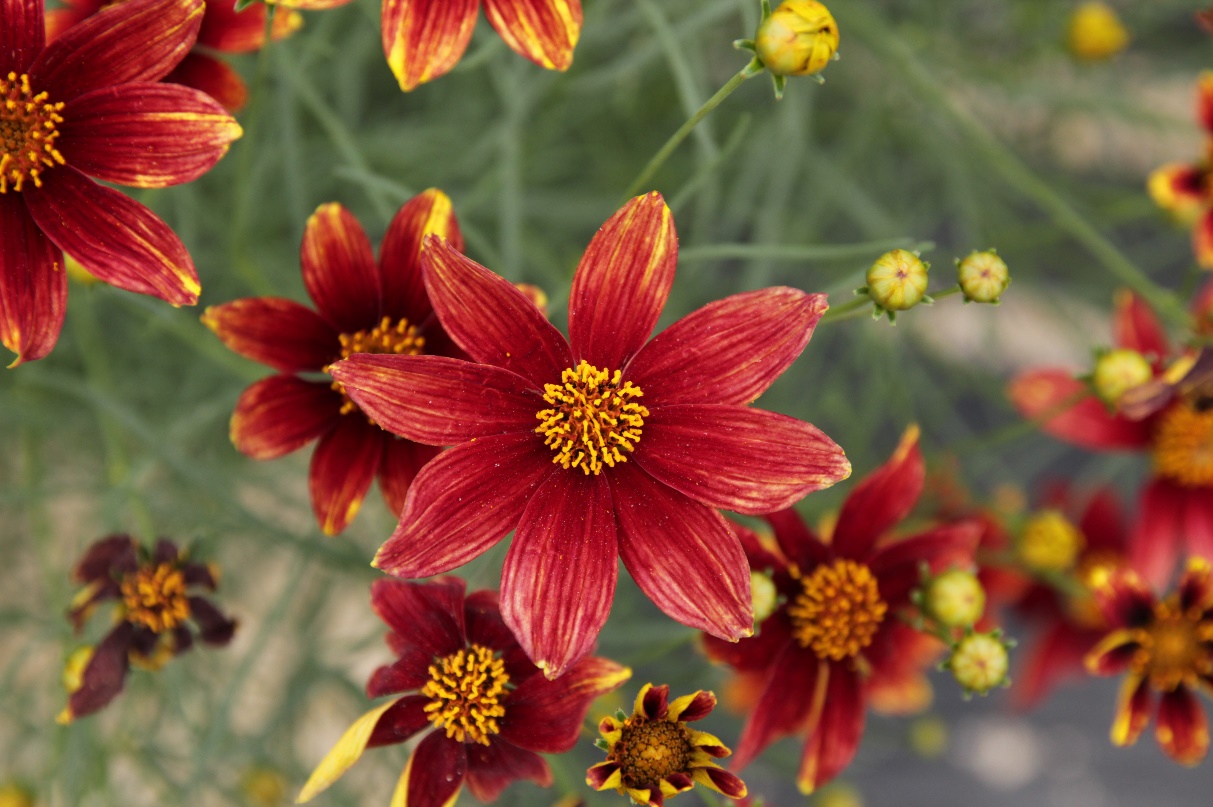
xmin=700 ymin=427 xmax=980 ymax=794
xmin=1148 ymin=72 xmax=1213 ymax=268
xmin=59 ymin=534 xmax=237 ymax=723
xmin=203 ymin=191 xmax=462 ymax=535
xmin=1085 ymin=558 xmax=1213 ymax=765
xmin=298 ymin=577 xmax=630 ymax=807
xmin=329 ymin=192 xmax=851 ymax=678
xmin=0 ymin=0 xmax=242 ymax=366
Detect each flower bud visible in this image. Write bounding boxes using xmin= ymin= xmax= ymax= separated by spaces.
xmin=922 ymin=568 xmax=986 ymax=629
xmin=956 ymin=250 xmax=1010 ymax=303
xmin=865 ymin=249 xmax=929 ymax=312
xmin=750 ymin=570 xmax=778 ymax=626
xmin=755 ymin=1 xmax=839 ymax=78
xmin=1018 ymin=510 xmax=1084 ymax=573
xmin=1092 ymin=348 xmax=1153 ymax=404
xmin=1067 ymin=2 xmax=1129 ymax=62
xmin=947 ymin=631 xmax=1011 ymax=696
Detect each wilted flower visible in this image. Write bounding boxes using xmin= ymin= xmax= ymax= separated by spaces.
xmin=754 ymin=0 xmax=839 ymax=78
xmin=1067 ymin=2 xmax=1129 ymax=61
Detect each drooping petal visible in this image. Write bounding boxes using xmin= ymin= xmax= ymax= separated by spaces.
xmin=163 ymin=51 xmax=247 ymax=111
xmin=691 ymin=767 xmax=747 ymax=799
xmin=610 ymin=463 xmax=752 ymax=640
xmin=464 ymin=741 xmax=551 ymax=802
xmin=300 ymin=203 xmax=380 ymax=333
xmin=308 ymin=414 xmax=383 ymax=535
xmin=202 ymin=297 xmax=338 ymax=373
xmin=31 ymin=0 xmax=203 ymax=103
xmin=668 ymin=690 xmax=716 ymax=722
xmin=393 ymin=732 xmax=467 ymax=807
xmin=500 ymin=655 xmax=631 ymax=753
xmin=367 ymin=656 xmax=431 ymax=699
xmin=297 ymin=698 xmax=404 ymax=803
xmin=333 ymin=354 xmax=540 ymax=445
xmin=1083 ymin=629 xmax=1140 ymax=677
xmin=626 ymin=288 xmax=827 ymax=406
xmin=1156 ymin=686 xmax=1209 ymax=765
xmin=1008 ymin=369 xmax=1151 ymax=450
xmin=381 ymin=0 xmax=478 ymax=92
xmin=60 ymin=623 xmax=135 ymax=723
xmin=1128 ymin=477 xmax=1185 ymax=589
xmin=370 ymin=577 xmax=465 ymax=658
xmin=797 ymin=664 xmax=865 ymax=794
xmin=832 ymin=426 xmax=924 ymax=561
xmin=0 ymin=195 xmax=65 ymax=366
xmin=379 ymin=188 xmax=462 ymax=325
xmin=732 ymin=641 xmax=824 ymax=770
xmin=189 ymin=595 xmax=237 ymax=644
xmin=367 ymin=695 xmax=431 ymax=748
xmin=24 ymin=166 xmax=199 ymax=305
xmin=481 ymin=0 xmax=581 ymax=71
xmin=1109 ymin=675 xmax=1152 ymax=748
xmin=422 ymin=235 xmax=571 ymax=385
xmin=1112 ymin=289 xmax=1169 ymax=360
xmin=568 ymin=192 xmax=676 ymax=371
xmin=374 ymin=432 xmax=554 ymax=577
xmin=586 ymin=761 xmax=622 ymax=791
xmin=501 ymin=471 xmax=618 ymax=678
xmin=378 ymin=438 xmax=441 ymax=517
xmin=867 ymin=521 xmax=982 ymax=607
xmin=72 ymin=534 xmax=138 ymax=582
xmin=230 ymin=375 xmax=339 ymax=459
xmin=635 ymin=404 xmax=850 ymax=515
xmin=0 ymin=0 xmax=44 ymax=73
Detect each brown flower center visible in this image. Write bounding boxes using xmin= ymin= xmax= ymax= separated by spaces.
xmin=1153 ymin=404 xmax=1213 ymax=487
xmin=0 ymin=72 xmax=65 ymax=193
xmin=788 ymin=560 xmax=887 ymax=661
xmin=329 ymin=316 xmax=424 ymax=416
xmin=1129 ymin=600 xmax=1213 ymax=691
xmin=535 ymin=360 xmax=649 ymax=475
xmin=120 ymin=564 xmax=191 ymax=634
xmin=420 ymin=644 xmax=509 ymax=746
xmin=614 ymin=718 xmax=693 ymax=789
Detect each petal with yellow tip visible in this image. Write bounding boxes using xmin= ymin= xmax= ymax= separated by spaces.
xmin=482 ymin=0 xmax=582 ymax=71
xmin=381 ymin=0 xmax=477 ymax=92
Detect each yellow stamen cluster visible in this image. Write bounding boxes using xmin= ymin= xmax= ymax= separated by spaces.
xmin=788 ymin=560 xmax=887 ymax=661
xmin=536 ymin=361 xmax=649 ymax=475
xmin=329 ymin=316 xmax=424 ymax=415
xmin=1128 ymin=600 xmax=1213 ymax=692
xmin=613 ymin=718 xmax=693 ymax=789
xmin=120 ymin=564 xmax=191 ymax=634
xmin=1018 ymin=510 xmax=1084 ymax=573
xmin=420 ymin=644 xmax=509 ymax=746
xmin=0 ymin=72 xmax=65 ymax=193
xmin=1153 ymin=404 xmax=1213 ymax=487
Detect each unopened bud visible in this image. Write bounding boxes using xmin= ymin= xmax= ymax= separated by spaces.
xmin=865 ymin=249 xmax=929 ymax=313
xmin=750 ymin=571 xmax=778 ymax=626
xmin=755 ymin=1 xmax=839 ymax=78
xmin=1067 ymin=2 xmax=1129 ymax=62
xmin=947 ymin=631 xmax=1011 ymax=696
xmin=1018 ymin=510 xmax=1084 ymax=573
xmin=956 ymin=250 xmax=1010 ymax=303
xmin=923 ymin=568 xmax=986 ymax=629
xmin=1092 ymin=348 xmax=1153 ymax=404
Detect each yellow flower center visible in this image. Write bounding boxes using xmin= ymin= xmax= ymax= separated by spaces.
xmin=120 ymin=564 xmax=191 ymax=634
xmin=0 ymin=72 xmax=65 ymax=193
xmin=614 ymin=718 xmax=693 ymax=789
xmin=1153 ymin=404 xmax=1213 ymax=487
xmin=420 ymin=644 xmax=509 ymax=746
xmin=535 ymin=360 xmax=649 ymax=476
xmin=788 ymin=560 xmax=887 ymax=661
xmin=329 ymin=316 xmax=424 ymax=415
xmin=1129 ymin=600 xmax=1213 ymax=691
xmin=1018 ymin=510 xmax=1084 ymax=573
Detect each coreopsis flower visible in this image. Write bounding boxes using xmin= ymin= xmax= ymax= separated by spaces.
xmin=1 ymin=0 xmax=243 ymax=366
xmin=298 ymin=578 xmax=630 ymax=807
xmin=330 ymin=192 xmax=851 ymax=677
xmin=700 ymin=427 xmax=980 ymax=793
xmin=58 ymin=534 xmax=236 ymax=723
xmin=46 ymin=0 xmax=300 ymax=111
xmin=202 ymin=192 xmax=462 ymax=535
xmin=1085 ymin=557 xmax=1213 ymax=765
xmin=1009 ymin=290 xmax=1213 ymax=585
xmin=1148 ymin=73 xmax=1213 ymax=269
xmin=587 ymin=684 xmax=746 ymax=807
xmin=753 ymin=0 xmax=839 ymax=79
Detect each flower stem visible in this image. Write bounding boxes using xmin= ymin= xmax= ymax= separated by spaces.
xmin=819 ymin=295 xmax=873 ymax=324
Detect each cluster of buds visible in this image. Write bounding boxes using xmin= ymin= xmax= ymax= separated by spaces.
xmin=912 ymin=566 xmax=1014 ymax=697
xmin=856 ymin=248 xmax=1010 ymax=323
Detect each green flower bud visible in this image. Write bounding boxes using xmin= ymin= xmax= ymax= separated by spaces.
xmin=751 ymin=570 xmax=779 ymax=625
xmin=1092 ymin=348 xmax=1153 ymax=404
xmin=947 ymin=631 xmax=1011 ymax=696
xmin=923 ymin=568 xmax=986 ymax=629
xmin=956 ymin=250 xmax=1010 ymax=303
xmin=755 ymin=1 xmax=839 ymax=78
xmin=865 ymin=249 xmax=929 ymax=312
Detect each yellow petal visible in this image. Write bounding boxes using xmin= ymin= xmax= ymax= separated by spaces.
xmin=297 ymin=698 xmax=401 ymax=803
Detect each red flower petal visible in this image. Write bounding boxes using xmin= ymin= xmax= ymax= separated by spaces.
xmin=1079 ymin=487 xmax=1127 ymax=552
xmin=1110 ymin=675 xmax=1152 ymax=748
xmin=1 ymin=0 xmax=44 ymax=72
xmin=378 ymin=438 xmax=440 ymax=518
xmin=366 ymin=694 xmax=431 ymax=748
xmin=732 ymin=641 xmax=824 ymax=770
xmin=31 ymin=0 xmax=203 ymax=103
xmin=197 ymin=0 xmax=298 ymax=53
xmin=463 ymin=589 xmax=537 ymax=685
xmin=334 ymin=354 xmax=540 ymax=444
xmin=374 ymin=432 xmax=554 ymax=577
xmin=1129 ymin=477 xmax=1185 ymax=589
xmin=610 ymin=463 xmax=752 ymax=640
xmin=626 ymin=288 xmax=827 ymax=406
xmin=0 ymin=196 xmax=64 ymax=366
xmin=465 ymin=741 xmax=551 ymax=802
xmin=500 ymin=655 xmax=630 ymax=753
xmin=797 ymin=664 xmax=865 ymax=794
xmin=1199 ymin=72 xmax=1213 ymax=134
xmin=202 ymin=297 xmax=338 ymax=373
xmin=230 ymin=375 xmax=339 ymax=459
xmin=695 ymin=767 xmax=747 ymax=799
xmin=24 ymin=167 xmax=199 ymax=305
xmin=308 ymin=414 xmax=383 ymax=535
xmin=641 ymin=683 xmax=670 ymax=720
xmin=1011 ymin=622 xmax=1096 ymax=710
xmin=44 ymin=6 xmax=88 ymax=46
xmin=833 ymin=426 xmax=923 ymax=561
xmin=701 ymin=611 xmax=793 ymax=673
xmin=501 ymin=472 xmax=618 ymax=678
xmin=370 ymin=577 xmax=465 ymax=659
xmin=568 ymin=193 xmax=676 ymax=371
xmin=73 ymin=534 xmax=138 ymax=582
xmin=188 ymin=595 xmax=236 ymax=644
xmin=1112 ymin=289 xmax=1169 ymax=360
xmin=300 ymin=203 xmax=381 ymax=333
xmin=381 ymin=0 xmax=477 ymax=92
xmin=1157 ymin=686 xmax=1209 ymax=765
xmin=765 ymin=508 xmax=831 ymax=572
xmin=63 ymin=622 xmax=134 ymax=721
xmin=636 ymin=404 xmax=850 ymax=515
xmin=1008 ymin=369 xmax=1151 ymax=450
xmin=867 ymin=521 xmax=982 ymax=607
xmin=482 ymin=0 xmax=582 ymax=71
xmin=380 ymin=188 xmax=462 ymax=326
xmin=397 ymin=732 xmax=467 ymax=807
xmin=1093 ymin=569 xmax=1156 ymax=630
xmin=164 ymin=51 xmax=248 ymax=112
xmin=422 ymin=235 xmax=572 ymax=385
xmin=1179 ymin=556 xmax=1213 ymax=612
xmin=1182 ymin=487 xmax=1213 ymax=565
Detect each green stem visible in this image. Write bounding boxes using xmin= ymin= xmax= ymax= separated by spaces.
xmin=819 ymin=294 xmax=872 ymax=323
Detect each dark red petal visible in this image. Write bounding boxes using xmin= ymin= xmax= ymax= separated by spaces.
xmin=1196 ymin=210 xmax=1213 ymax=270
xmin=626 ymin=289 xmax=827 ymax=406
xmin=333 ymin=354 xmax=540 ymax=445
xmin=610 ymin=463 xmax=752 ymax=640
xmin=0 ymin=195 xmax=65 ymax=366
xmin=500 ymin=655 xmax=631 ymax=753
xmin=1008 ymin=370 xmax=1151 ymax=450
xmin=671 ymin=690 xmax=716 ymax=722
xmin=1079 ymin=486 xmax=1127 ymax=552
xmin=0 ymin=0 xmax=43 ymax=73
xmin=189 ymin=595 xmax=236 ymax=644
xmin=229 ymin=375 xmax=339 ymax=459
xmin=765 ymin=508 xmax=830 ymax=571
xmin=642 ymin=683 xmax=670 ymax=720
xmin=463 ymin=589 xmax=537 ymax=685
xmin=31 ymin=0 xmax=203 ymax=103
xmin=635 ymin=404 xmax=850 ymax=515
xmin=501 ymin=472 xmax=618 ymax=678
xmin=64 ymin=623 xmax=134 ymax=720
xmin=1200 ymin=73 xmax=1213 ymax=134
xmin=1128 ymin=477 xmax=1185 ymax=589
xmin=697 ymin=767 xmax=746 ymax=799
xmin=701 ymin=611 xmax=793 ymax=672
xmin=202 ymin=297 xmax=338 ymax=373
xmin=1112 ymin=289 xmax=1169 ymax=360
xmin=1110 ymin=675 xmax=1152 ymax=747
xmin=378 ymin=438 xmax=440 ymax=518
xmin=151 ymin=538 xmax=179 ymax=564
xmin=73 ymin=534 xmax=139 ymax=582
xmin=366 ymin=694 xmax=430 ymax=748
xmin=374 ymin=432 xmax=554 ymax=578
xmin=481 ymin=0 xmax=582 ymax=71
xmin=300 ymin=203 xmax=380 ymax=333
xmin=1182 ymin=488 xmax=1213 ymax=567
xmin=380 ymin=189 xmax=462 ymax=325
xmin=422 ymin=235 xmax=572 ymax=385
xmin=1156 ymin=686 xmax=1209 ymax=765
xmin=1093 ymin=568 xmax=1156 ymax=630
xmin=465 ymin=741 xmax=551 ymax=802
xmin=24 ymin=167 xmax=199 ymax=305
xmin=196 ymin=0 xmax=277 ymax=52
xmin=164 ymin=51 xmax=247 ymax=112
xmin=833 ymin=427 xmax=924 ymax=561
xmin=568 ymin=192 xmax=676 ymax=370
xmin=797 ymin=665 xmax=864 ymax=793
xmin=732 ymin=641 xmax=824 ymax=770
xmin=370 ymin=577 xmax=465 ymax=658
xmin=733 ymin=520 xmax=789 ymax=575
xmin=867 ymin=521 xmax=982 ymax=607
xmin=381 ymin=0 xmax=477 ymax=92
xmin=401 ymin=732 xmax=467 ymax=807
xmin=308 ymin=414 xmax=383 ymax=535
xmin=1012 ymin=622 xmax=1097 ymax=710
xmin=1179 ymin=556 xmax=1213 ymax=612
xmin=366 ymin=656 xmax=430 ymax=698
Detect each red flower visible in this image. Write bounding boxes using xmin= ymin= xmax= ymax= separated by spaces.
xmin=297 ymin=577 xmax=630 ymax=807
xmin=46 ymin=0 xmax=301 ymax=111
xmin=701 ymin=427 xmax=980 ymax=794
xmin=202 ymin=191 xmax=462 ymax=535
xmin=330 ymin=192 xmax=851 ymax=678
xmin=1085 ymin=558 xmax=1213 ymax=765
xmin=1148 ymin=72 xmax=1213 ymax=269
xmin=1009 ymin=290 xmax=1213 ymax=586
xmin=59 ymin=534 xmax=237 ymax=723
xmin=0 ymin=0 xmax=242 ymax=366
